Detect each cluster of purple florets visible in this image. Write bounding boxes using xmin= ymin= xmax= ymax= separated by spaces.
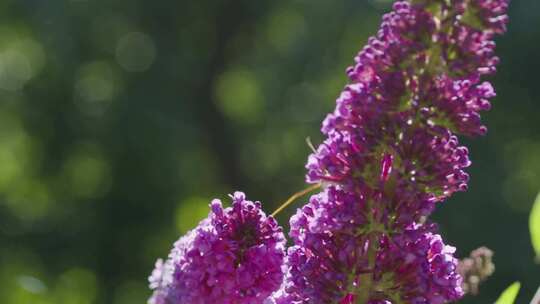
xmin=148 ymin=192 xmax=286 ymax=304
xmin=148 ymin=0 xmax=509 ymax=303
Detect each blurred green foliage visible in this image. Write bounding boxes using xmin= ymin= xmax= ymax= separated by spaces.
xmin=530 ymin=193 xmax=540 ymax=261
xmin=0 ymin=0 xmax=538 ymax=303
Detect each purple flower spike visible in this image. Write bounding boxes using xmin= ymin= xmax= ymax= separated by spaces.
xmin=286 ymin=0 xmax=508 ymax=302
xmin=148 ymin=192 xmax=286 ymax=304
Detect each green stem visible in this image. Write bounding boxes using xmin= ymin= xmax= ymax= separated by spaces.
xmin=271 ymin=184 xmax=321 ymax=217
xmin=355 ymin=233 xmax=379 ymax=304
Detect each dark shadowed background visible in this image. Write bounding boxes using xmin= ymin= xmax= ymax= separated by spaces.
xmin=0 ymin=0 xmax=538 ymax=303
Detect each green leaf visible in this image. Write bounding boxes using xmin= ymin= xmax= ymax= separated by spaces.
xmin=530 ymin=192 xmax=540 ymax=260
xmin=495 ymin=282 xmax=521 ymax=304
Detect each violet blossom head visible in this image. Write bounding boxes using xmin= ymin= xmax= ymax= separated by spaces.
xmin=148 ymin=192 xmax=286 ymax=304
xmin=283 ymin=190 xmax=463 ymax=303
xmin=373 ymin=227 xmax=463 ymax=303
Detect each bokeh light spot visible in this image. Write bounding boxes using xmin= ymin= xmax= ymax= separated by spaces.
xmin=215 ymin=68 xmax=263 ymax=123
xmin=0 ymin=110 xmax=49 ymax=221
xmin=5 ymin=179 xmax=51 ymax=221
xmin=62 ymin=143 xmax=112 ymax=199
xmin=0 ymin=32 xmax=45 ymax=91
xmin=74 ymin=61 xmax=121 ymax=116
xmin=0 ymin=50 xmax=32 ymax=91
xmin=115 ymin=32 xmax=156 ymax=72
xmin=0 ymin=112 xmax=32 ymax=190
xmin=17 ymin=275 xmax=47 ymax=294
xmin=54 ymin=268 xmax=97 ymax=304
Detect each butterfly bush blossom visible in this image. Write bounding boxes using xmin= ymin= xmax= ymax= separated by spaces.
xmin=149 ymin=0 xmax=509 ymax=303
xmin=148 ymin=192 xmax=286 ymax=304
xmin=274 ymin=0 xmax=509 ymax=303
